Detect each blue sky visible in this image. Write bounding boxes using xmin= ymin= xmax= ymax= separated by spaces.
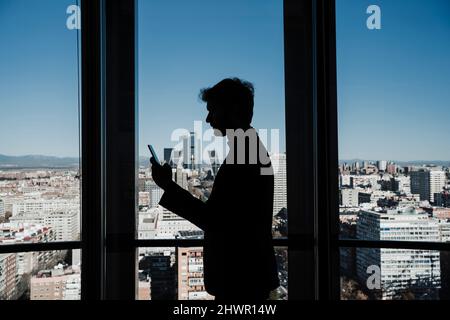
xmin=0 ymin=0 xmax=79 ymax=157
xmin=336 ymin=0 xmax=450 ymax=161
xmin=0 ymin=0 xmax=449 ymax=161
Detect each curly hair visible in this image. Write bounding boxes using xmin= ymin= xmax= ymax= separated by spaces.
xmin=199 ymin=78 xmax=254 ymax=126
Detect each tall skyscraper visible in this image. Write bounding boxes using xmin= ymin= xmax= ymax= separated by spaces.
xmin=377 ymin=160 xmax=387 ymax=172
xmin=410 ymin=169 xmax=446 ymax=203
xmin=177 ymin=247 xmax=213 ymax=300
xmin=182 ymin=134 xmax=190 ymax=168
xmin=272 ymin=153 xmax=287 ymax=216
xmin=164 ymin=148 xmax=173 ymax=166
xmin=182 ymin=132 xmax=202 ymax=170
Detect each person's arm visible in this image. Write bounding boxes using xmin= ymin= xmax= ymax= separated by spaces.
xmin=158 ymin=181 xmax=209 ymax=230
xmin=150 ymin=157 xmax=209 ymax=230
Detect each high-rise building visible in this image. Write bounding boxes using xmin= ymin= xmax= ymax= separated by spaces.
xmin=139 ymin=252 xmax=176 ymax=300
xmin=182 ymin=132 xmax=202 ymax=170
xmin=377 ymin=160 xmax=387 ymax=172
xmin=429 ymin=170 xmax=447 ymax=203
xmin=356 ymin=208 xmax=441 ymax=299
xmin=173 ymin=167 xmax=188 ymax=189
xmin=0 ymin=253 xmax=17 ymax=300
xmin=182 ymin=135 xmax=190 ymax=168
xmin=410 ymin=169 xmax=446 ymax=203
xmin=272 ymin=153 xmax=287 ymax=216
xmin=190 ymin=132 xmax=196 ymax=169
xmin=177 ymin=247 xmax=213 ymax=300
xmin=164 ymin=148 xmax=174 ymax=166
xmin=340 ymin=188 xmax=359 ymax=207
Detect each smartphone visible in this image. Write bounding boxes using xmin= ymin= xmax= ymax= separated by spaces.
xmin=148 ymin=144 xmax=160 ymax=163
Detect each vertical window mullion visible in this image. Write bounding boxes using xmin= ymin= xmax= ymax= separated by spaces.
xmin=284 ymin=0 xmax=315 ymax=300
xmin=315 ymin=0 xmax=340 ymax=300
xmin=284 ymin=0 xmax=340 ymax=300
xmin=81 ymin=0 xmax=105 ymax=300
xmin=103 ymin=0 xmax=137 ymax=300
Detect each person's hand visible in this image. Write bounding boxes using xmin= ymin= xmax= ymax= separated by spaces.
xmin=150 ymin=157 xmax=173 ymax=190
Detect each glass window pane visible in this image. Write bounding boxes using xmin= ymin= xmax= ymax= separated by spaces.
xmin=137 ymin=247 xmax=177 ymax=300
xmin=340 ymin=247 xmax=449 ymax=300
xmin=137 ymin=0 xmax=287 ymax=240
xmin=0 ymin=1 xmax=81 ymax=244
xmin=336 ymin=0 xmax=450 ymax=242
xmin=0 ymin=249 xmax=81 ymax=300
xmin=137 ymin=247 xmax=287 ymax=300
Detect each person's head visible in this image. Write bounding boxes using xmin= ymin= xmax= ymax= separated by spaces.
xmin=200 ymin=78 xmax=254 ymax=135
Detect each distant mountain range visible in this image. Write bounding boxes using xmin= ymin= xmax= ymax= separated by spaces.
xmin=0 ymin=154 xmax=79 ymax=168
xmin=2 ymin=154 xmax=448 ymax=169
xmin=0 ymin=154 xmax=150 ymax=169
xmin=339 ymin=159 xmax=450 ymax=167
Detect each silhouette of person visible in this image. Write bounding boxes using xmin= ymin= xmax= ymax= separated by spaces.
xmin=150 ymin=78 xmax=279 ymax=301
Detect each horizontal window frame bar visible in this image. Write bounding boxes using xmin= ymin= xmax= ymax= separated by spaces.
xmin=338 ymin=239 xmax=450 ymax=251
xmin=134 ymin=238 xmax=289 ymax=248
xmin=0 ymin=241 xmax=81 ymax=254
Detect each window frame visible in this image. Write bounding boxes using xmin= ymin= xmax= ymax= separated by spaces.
xmin=0 ymin=0 xmax=110 ymax=301
xmin=331 ymin=0 xmax=450 ymax=300
xmin=79 ymin=0 xmax=450 ymax=300
xmin=82 ymin=0 xmax=337 ymax=301
xmin=4 ymin=0 xmax=448 ymax=301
